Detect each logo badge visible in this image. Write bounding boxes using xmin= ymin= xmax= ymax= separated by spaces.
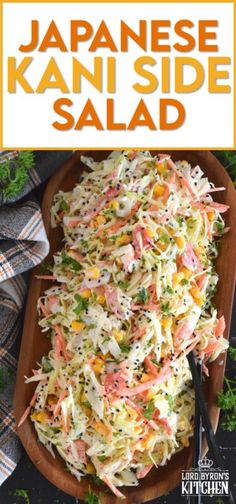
xmin=181 ymin=458 xmax=229 ymax=497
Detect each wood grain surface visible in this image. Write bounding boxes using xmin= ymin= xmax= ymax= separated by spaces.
xmin=14 ymin=151 xmax=236 ymax=503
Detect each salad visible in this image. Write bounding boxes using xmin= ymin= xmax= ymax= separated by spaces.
xmin=19 ymin=151 xmax=229 ymax=498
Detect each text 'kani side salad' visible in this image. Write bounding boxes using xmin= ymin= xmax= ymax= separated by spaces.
xmin=19 ymin=151 xmax=229 ymax=498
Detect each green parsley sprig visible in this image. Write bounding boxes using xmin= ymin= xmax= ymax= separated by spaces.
xmin=61 ymin=250 xmax=82 ymax=272
xmin=143 ymin=400 xmax=155 ymax=420
xmin=217 ymin=346 xmax=236 ymax=431
xmin=0 ymin=151 xmax=35 ymax=199
xmin=228 ymin=345 xmax=236 ymax=361
xmin=74 ymin=294 xmax=89 ymax=315
xmin=136 ymin=287 xmax=150 ymax=304
xmin=213 ymin=150 xmax=236 ymax=185
xmin=86 ymin=487 xmax=101 ymax=504
xmin=14 ymin=488 xmax=30 ymax=504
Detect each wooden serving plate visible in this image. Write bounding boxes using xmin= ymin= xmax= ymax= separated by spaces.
xmin=14 ymin=151 xmax=236 ymax=503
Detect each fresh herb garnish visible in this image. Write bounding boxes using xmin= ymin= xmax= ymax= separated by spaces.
xmin=119 ymin=343 xmax=131 ymax=354
xmin=90 ymin=474 xmax=103 ymax=486
xmin=160 ymin=301 xmax=171 ymax=314
xmin=117 ymin=280 xmax=129 ymax=289
xmin=181 ymin=278 xmax=189 ymax=286
xmin=136 ymin=287 xmax=149 ymax=304
xmin=167 ymin=394 xmax=174 ymax=409
xmin=74 ymin=294 xmax=89 ymax=315
xmin=39 ymin=260 xmax=53 ymax=274
xmin=88 ymin=323 xmax=97 ymax=330
xmin=218 ymin=378 xmax=236 ymax=410
xmin=160 ymin=234 xmax=169 ymax=244
xmin=221 ymin=414 xmax=236 ymax=432
xmin=14 ymin=489 xmax=30 ymax=504
xmin=59 ymin=200 xmax=69 ymax=212
xmin=163 ymin=285 xmax=174 ymax=295
xmin=228 ymin=345 xmax=236 ymax=361
xmin=103 ymin=208 xmax=114 ymax=217
xmin=97 ymin=455 xmax=107 ymax=462
xmin=213 ymin=150 xmax=236 ymax=184
xmin=61 ymin=250 xmax=82 ymax=271
xmin=151 ymin=358 xmax=161 ymax=366
xmin=143 ymin=400 xmax=155 ymax=420
xmin=218 ymin=377 xmax=236 ymax=431
xmin=0 ymin=151 xmax=35 ymax=199
xmin=215 ymin=221 xmax=225 ymax=235
xmin=81 ymin=239 xmax=89 ymax=249
xmin=176 ymin=216 xmax=184 ymax=227
xmin=41 ymin=356 xmax=53 ymax=373
xmin=103 ymin=336 xmax=111 ymax=343
xmin=85 ymin=487 xmax=101 ymax=504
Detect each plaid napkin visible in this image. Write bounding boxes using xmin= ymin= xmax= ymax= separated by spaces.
xmin=0 ymin=150 xmax=72 ymax=485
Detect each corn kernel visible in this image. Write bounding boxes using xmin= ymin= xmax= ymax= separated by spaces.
xmin=180 ymin=267 xmax=192 ymax=280
xmin=95 ymin=215 xmax=106 ymax=226
xmin=93 ymin=357 xmax=105 ymax=374
xmin=47 ymin=395 xmax=57 ymax=406
xmin=194 ymin=246 xmax=205 ymax=259
xmin=157 ymin=241 xmax=168 ymax=252
xmin=101 ymin=353 xmax=110 ymax=361
xmin=86 ymin=462 xmax=96 ymax=474
xmin=156 ymin=162 xmax=167 ymax=174
xmin=166 ymin=226 xmax=174 ymax=236
xmin=97 ymin=294 xmax=106 ymax=305
xmin=190 ymin=287 xmax=204 ymax=306
xmin=142 ymin=432 xmax=156 ymax=450
xmin=172 ymin=272 xmax=184 ymax=287
xmin=153 ymin=184 xmax=165 ymax=197
xmin=134 ymin=425 xmax=143 ymax=434
xmin=71 ymin=320 xmax=85 ymax=332
xmin=93 ymin=364 xmax=103 ymax=374
xmin=207 ymin=211 xmax=215 ymax=222
xmin=32 ymin=411 xmax=48 ymax=423
xmin=85 ymin=267 xmax=100 ymax=279
xmin=161 ymin=317 xmax=172 ymax=329
xmin=195 ymin=297 xmax=204 ymax=306
xmin=140 ymin=373 xmax=151 ymax=383
xmin=116 ymin=234 xmax=130 ymax=246
xmin=146 ymin=391 xmax=155 ymax=400
xmin=174 ymin=235 xmax=185 ymax=250
xmin=80 ymin=289 xmax=91 ymax=299
xmin=93 ymin=421 xmax=110 ymax=437
xmin=190 ymin=286 xmax=201 ymax=298
xmin=109 ymin=200 xmax=119 ymax=210
xmin=112 ymin=329 xmax=124 ymax=342
xmin=146 ymin=227 xmax=155 ymax=238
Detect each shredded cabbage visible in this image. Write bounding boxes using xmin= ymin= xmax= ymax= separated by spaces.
xmin=24 ymin=151 xmax=229 ymax=498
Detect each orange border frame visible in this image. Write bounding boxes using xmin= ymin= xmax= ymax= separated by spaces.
xmin=0 ymin=0 xmax=235 ymax=150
